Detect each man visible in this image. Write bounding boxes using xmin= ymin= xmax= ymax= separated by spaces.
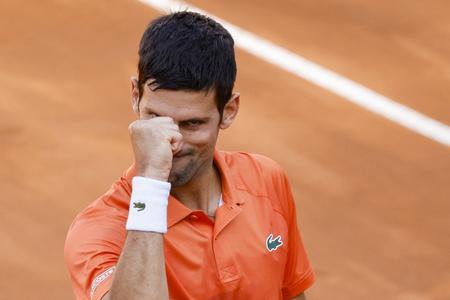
xmin=64 ymin=11 xmax=315 ymax=300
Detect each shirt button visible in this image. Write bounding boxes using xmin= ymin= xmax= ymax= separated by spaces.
xmin=189 ymin=214 xmax=199 ymax=220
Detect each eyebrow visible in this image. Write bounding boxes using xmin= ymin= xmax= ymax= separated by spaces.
xmin=179 ymin=117 xmax=211 ymax=123
xmin=143 ymin=107 xmax=210 ymax=123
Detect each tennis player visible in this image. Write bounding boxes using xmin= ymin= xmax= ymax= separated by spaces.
xmin=64 ymin=11 xmax=315 ymax=300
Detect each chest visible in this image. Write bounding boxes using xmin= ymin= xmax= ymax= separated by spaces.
xmin=163 ymin=196 xmax=289 ymax=300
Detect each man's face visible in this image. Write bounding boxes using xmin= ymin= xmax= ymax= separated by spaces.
xmin=137 ymin=86 xmax=222 ymax=186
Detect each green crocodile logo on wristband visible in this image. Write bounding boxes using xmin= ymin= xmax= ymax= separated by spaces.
xmin=133 ymin=202 xmax=146 ymax=212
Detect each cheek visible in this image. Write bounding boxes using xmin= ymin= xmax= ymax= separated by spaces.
xmin=182 ymin=128 xmax=218 ymax=148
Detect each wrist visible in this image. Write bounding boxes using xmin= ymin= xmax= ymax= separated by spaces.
xmin=126 ymin=176 xmax=171 ymax=233
xmin=136 ymin=165 xmax=170 ymax=182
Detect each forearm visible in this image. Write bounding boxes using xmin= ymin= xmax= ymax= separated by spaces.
xmin=102 ymin=117 xmax=179 ymax=299
xmin=108 ymin=231 xmax=168 ymax=300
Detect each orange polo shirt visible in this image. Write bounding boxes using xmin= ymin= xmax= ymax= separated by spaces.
xmin=64 ymin=150 xmax=315 ymax=300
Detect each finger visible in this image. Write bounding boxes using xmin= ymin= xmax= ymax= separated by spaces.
xmin=146 ymin=118 xmax=180 ymax=131
xmin=172 ymin=141 xmax=184 ymax=155
xmin=148 ymin=116 xmax=175 ymax=124
xmin=164 ymin=125 xmax=181 ymax=135
xmin=170 ymin=132 xmax=184 ymax=153
xmin=170 ymin=131 xmax=183 ymax=147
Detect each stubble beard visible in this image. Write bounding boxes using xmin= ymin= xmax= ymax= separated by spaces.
xmin=168 ymin=155 xmax=202 ymax=187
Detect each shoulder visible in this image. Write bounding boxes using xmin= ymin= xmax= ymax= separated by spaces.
xmin=217 ymin=151 xmax=291 ymax=203
xmin=71 ymin=163 xmax=135 ymax=223
xmin=64 ymin=165 xmax=137 ymax=299
xmin=64 ymin=164 xmax=135 ymax=261
xmin=218 ymin=150 xmax=285 ymax=179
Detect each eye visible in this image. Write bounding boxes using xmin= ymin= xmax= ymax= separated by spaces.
xmin=187 ymin=120 xmax=201 ymax=126
xmin=145 ymin=111 xmax=158 ymax=119
xmin=181 ymin=120 xmax=203 ymax=129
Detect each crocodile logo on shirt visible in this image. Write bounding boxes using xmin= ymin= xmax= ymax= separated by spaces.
xmin=133 ymin=202 xmax=146 ymax=212
xmin=266 ymin=233 xmax=283 ymax=252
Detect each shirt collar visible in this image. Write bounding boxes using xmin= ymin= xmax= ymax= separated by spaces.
xmin=167 ymin=148 xmax=245 ymax=228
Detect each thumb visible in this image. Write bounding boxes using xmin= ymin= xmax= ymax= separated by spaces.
xmin=171 ymin=134 xmax=184 ymax=154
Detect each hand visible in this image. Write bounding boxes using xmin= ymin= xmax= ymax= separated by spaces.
xmin=128 ymin=116 xmax=183 ymax=181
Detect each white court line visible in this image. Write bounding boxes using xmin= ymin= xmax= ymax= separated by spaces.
xmin=138 ymin=0 xmax=450 ymax=147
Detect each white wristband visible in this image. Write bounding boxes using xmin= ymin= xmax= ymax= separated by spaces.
xmin=126 ymin=176 xmax=171 ymax=233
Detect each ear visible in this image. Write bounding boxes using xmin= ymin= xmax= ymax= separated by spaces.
xmin=220 ymin=92 xmax=240 ymax=129
xmin=130 ymin=76 xmax=140 ymax=115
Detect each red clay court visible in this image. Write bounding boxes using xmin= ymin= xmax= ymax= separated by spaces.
xmin=0 ymin=1 xmax=449 ymax=299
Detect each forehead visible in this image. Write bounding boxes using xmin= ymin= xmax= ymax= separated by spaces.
xmin=140 ymin=87 xmax=218 ymax=119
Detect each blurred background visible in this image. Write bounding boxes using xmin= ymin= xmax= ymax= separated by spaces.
xmin=1 ymin=0 xmax=449 ymax=299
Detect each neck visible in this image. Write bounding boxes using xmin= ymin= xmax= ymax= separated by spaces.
xmin=170 ymin=158 xmax=222 ymax=214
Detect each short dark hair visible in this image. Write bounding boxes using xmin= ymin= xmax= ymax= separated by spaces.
xmin=137 ymin=11 xmax=237 ymax=117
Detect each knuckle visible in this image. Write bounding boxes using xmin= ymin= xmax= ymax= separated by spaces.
xmin=174 ymin=132 xmax=183 ymax=140
xmin=163 ymin=117 xmax=175 ymax=124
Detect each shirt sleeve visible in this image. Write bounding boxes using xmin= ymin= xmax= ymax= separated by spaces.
xmin=64 ymin=169 xmax=131 ymax=300
xmin=279 ymin=172 xmax=316 ymax=299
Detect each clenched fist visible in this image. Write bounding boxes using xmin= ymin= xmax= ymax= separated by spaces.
xmin=128 ymin=116 xmax=183 ymax=181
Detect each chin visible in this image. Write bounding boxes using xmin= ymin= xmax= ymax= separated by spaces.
xmin=168 ymin=158 xmax=197 ymax=186
xmin=169 ymin=151 xmax=212 ymax=186
xmin=168 ymin=174 xmax=191 ymax=187
xmin=168 ymin=167 xmax=197 ymax=186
